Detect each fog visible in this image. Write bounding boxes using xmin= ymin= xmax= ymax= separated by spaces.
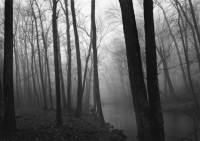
xmin=1 ymin=0 xmax=200 ymax=141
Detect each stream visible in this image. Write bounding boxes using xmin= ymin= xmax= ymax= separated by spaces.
xmin=103 ymin=104 xmax=199 ymax=141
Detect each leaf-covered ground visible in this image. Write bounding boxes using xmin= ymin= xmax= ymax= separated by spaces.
xmin=0 ymin=109 xmax=127 ymax=141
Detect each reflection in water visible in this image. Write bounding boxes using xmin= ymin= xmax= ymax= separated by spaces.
xmin=103 ymin=105 xmax=199 ymax=141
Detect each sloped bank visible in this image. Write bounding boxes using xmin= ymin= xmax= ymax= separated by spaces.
xmin=0 ymin=109 xmax=127 ymax=141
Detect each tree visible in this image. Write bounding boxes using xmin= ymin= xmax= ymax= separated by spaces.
xmin=0 ymin=74 xmax=3 ymax=116
xmin=53 ymin=0 xmax=62 ymax=126
xmin=91 ymin=0 xmax=105 ymax=125
xmin=143 ymin=0 xmax=165 ymax=140
xmin=71 ymin=0 xmax=83 ymax=117
xmin=118 ymin=0 xmax=151 ymax=140
xmin=64 ymin=0 xmax=72 ymax=110
xmin=2 ymin=0 xmax=16 ymax=131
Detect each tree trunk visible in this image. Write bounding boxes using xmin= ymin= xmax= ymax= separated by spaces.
xmin=64 ymin=0 xmax=72 ymax=110
xmin=2 ymin=0 xmax=16 ymax=131
xmin=144 ymin=1 xmax=165 ymax=140
xmin=53 ymin=0 xmax=62 ymax=126
xmin=71 ymin=0 xmax=83 ymax=117
xmin=0 ymin=75 xmax=3 ymax=117
xmin=91 ymin=0 xmax=105 ymax=125
xmin=13 ymin=36 xmax=20 ymax=108
xmin=119 ymin=0 xmax=151 ymax=140
xmin=57 ymin=34 xmax=67 ymax=109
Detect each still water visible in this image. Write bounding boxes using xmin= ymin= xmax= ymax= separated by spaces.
xmin=103 ymin=105 xmax=199 ymax=141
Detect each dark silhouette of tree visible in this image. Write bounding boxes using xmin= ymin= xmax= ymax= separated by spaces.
xmin=144 ymin=0 xmax=165 ymax=140
xmin=0 ymin=75 xmax=3 ymax=116
xmin=71 ymin=0 xmax=83 ymax=117
xmin=64 ymin=0 xmax=72 ymax=110
xmin=53 ymin=0 xmax=62 ymax=126
xmin=91 ymin=0 xmax=105 ymax=125
xmin=58 ymin=34 xmax=67 ymax=109
xmin=118 ymin=0 xmax=151 ymax=140
xmin=2 ymin=0 xmax=17 ymax=131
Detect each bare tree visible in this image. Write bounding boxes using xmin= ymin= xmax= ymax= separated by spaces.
xmin=91 ymin=0 xmax=105 ymax=125
xmin=71 ymin=0 xmax=83 ymax=117
xmin=53 ymin=0 xmax=62 ymax=126
xmin=64 ymin=0 xmax=72 ymax=110
xmin=119 ymin=0 xmax=151 ymax=140
xmin=144 ymin=0 xmax=165 ymax=140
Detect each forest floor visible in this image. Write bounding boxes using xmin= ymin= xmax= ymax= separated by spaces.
xmin=0 ymin=108 xmax=127 ymax=141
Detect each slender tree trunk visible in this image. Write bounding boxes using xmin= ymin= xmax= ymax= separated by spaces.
xmin=13 ymin=36 xmax=20 ymax=108
xmin=2 ymin=0 xmax=16 ymax=131
xmin=71 ymin=0 xmax=83 ymax=117
xmin=64 ymin=0 xmax=72 ymax=110
xmin=24 ymin=36 xmax=32 ymax=107
xmin=53 ymin=0 xmax=62 ymax=126
xmin=119 ymin=0 xmax=151 ymax=140
xmin=144 ymin=1 xmax=165 ymax=140
xmin=91 ymin=0 xmax=105 ymax=125
xmin=0 ymin=75 xmax=3 ymax=117
xmin=57 ymin=35 xmax=67 ymax=109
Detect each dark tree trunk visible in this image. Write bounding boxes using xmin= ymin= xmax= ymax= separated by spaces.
xmin=0 ymin=75 xmax=3 ymax=117
xmin=2 ymin=0 xmax=16 ymax=131
xmin=143 ymin=0 xmax=165 ymax=141
xmin=57 ymin=35 xmax=67 ymax=110
xmin=64 ymin=0 xmax=72 ymax=110
xmin=53 ymin=0 xmax=62 ymax=126
xmin=119 ymin=0 xmax=151 ymax=140
xmin=91 ymin=0 xmax=105 ymax=126
xmin=71 ymin=0 xmax=83 ymax=117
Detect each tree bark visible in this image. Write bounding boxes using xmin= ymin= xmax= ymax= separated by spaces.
xmin=119 ymin=0 xmax=151 ymax=140
xmin=91 ymin=0 xmax=105 ymax=125
xmin=58 ymin=34 xmax=67 ymax=109
xmin=2 ymin=0 xmax=16 ymax=131
xmin=64 ymin=0 xmax=72 ymax=110
xmin=71 ymin=0 xmax=83 ymax=117
xmin=53 ymin=0 xmax=62 ymax=126
xmin=144 ymin=1 xmax=165 ymax=140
